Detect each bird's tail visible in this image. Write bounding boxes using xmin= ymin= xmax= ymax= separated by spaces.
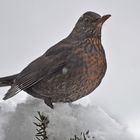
xmin=0 ymin=74 xmax=20 ymax=100
xmin=0 ymin=74 xmax=17 ymax=87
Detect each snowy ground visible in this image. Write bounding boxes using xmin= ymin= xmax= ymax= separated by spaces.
xmin=0 ymin=97 xmax=137 ymax=140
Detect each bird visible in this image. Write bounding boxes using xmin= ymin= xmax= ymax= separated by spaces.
xmin=0 ymin=11 xmax=111 ymax=108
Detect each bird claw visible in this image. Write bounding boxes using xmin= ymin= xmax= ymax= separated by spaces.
xmin=44 ymin=98 xmax=54 ymax=109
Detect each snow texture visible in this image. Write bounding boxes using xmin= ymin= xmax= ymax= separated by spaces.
xmin=0 ymin=97 xmax=136 ymax=140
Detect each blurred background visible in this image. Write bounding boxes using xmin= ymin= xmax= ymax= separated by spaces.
xmin=0 ymin=0 xmax=139 ymax=138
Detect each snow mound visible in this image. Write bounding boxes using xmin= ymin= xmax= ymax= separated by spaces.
xmin=0 ymin=98 xmax=135 ymax=140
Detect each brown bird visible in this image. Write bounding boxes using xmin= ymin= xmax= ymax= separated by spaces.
xmin=0 ymin=11 xmax=111 ymax=108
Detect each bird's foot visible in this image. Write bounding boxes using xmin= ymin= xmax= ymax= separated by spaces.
xmin=44 ymin=98 xmax=54 ymax=109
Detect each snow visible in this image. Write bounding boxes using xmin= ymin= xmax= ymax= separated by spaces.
xmin=0 ymin=97 xmax=136 ymax=140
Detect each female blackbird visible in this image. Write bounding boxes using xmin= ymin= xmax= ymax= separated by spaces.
xmin=0 ymin=11 xmax=111 ymax=108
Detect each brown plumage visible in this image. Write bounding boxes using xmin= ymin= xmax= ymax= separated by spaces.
xmin=0 ymin=11 xmax=111 ymax=108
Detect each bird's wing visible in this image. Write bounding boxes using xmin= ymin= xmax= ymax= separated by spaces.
xmin=12 ymin=45 xmax=81 ymax=93
xmin=16 ymin=57 xmax=66 ymax=90
xmin=3 ymin=54 xmax=66 ymax=100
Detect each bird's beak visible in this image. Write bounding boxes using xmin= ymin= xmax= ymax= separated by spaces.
xmin=97 ymin=14 xmax=111 ymax=25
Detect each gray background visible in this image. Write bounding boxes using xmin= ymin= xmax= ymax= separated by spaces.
xmin=0 ymin=0 xmax=139 ymax=138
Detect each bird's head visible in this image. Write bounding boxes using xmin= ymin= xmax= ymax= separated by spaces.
xmin=70 ymin=11 xmax=111 ymax=39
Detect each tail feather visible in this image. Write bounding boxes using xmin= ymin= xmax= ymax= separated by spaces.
xmin=0 ymin=74 xmax=18 ymax=87
xmin=3 ymin=85 xmax=20 ymax=100
xmin=0 ymin=74 xmax=19 ymax=100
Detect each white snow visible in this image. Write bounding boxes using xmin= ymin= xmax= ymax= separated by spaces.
xmin=0 ymin=97 xmax=136 ymax=140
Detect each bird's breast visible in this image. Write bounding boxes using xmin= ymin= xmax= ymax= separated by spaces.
xmin=74 ymin=37 xmax=107 ymax=89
